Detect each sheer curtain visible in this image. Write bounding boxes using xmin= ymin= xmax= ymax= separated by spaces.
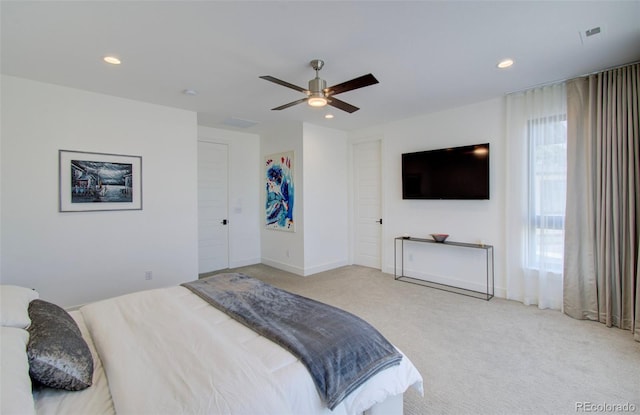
xmin=564 ymin=63 xmax=640 ymax=341
xmin=505 ymin=84 xmax=567 ymax=309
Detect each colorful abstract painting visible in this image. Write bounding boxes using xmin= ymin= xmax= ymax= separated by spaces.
xmin=265 ymin=151 xmax=294 ymax=231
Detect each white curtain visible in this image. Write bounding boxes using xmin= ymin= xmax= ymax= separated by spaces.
xmin=505 ymin=84 xmax=567 ymax=309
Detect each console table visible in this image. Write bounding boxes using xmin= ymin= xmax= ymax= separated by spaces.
xmin=394 ymin=236 xmax=494 ymax=300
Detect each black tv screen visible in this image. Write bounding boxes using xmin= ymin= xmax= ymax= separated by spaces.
xmin=402 ymin=143 xmax=490 ymax=200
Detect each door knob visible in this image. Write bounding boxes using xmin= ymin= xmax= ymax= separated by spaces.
xmin=221 ymin=219 xmax=228 ymax=225
xmin=377 ymin=219 xmax=382 ymax=224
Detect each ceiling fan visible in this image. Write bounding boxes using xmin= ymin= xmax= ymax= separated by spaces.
xmin=259 ymin=59 xmax=379 ymax=113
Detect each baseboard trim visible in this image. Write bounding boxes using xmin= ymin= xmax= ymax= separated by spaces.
xmin=228 ymin=258 xmax=261 ymax=269
xmin=260 ymin=258 xmax=305 ymax=276
xmin=303 ymin=260 xmax=349 ymax=276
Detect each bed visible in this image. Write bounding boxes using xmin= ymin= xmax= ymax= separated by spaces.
xmin=1 ymin=273 xmax=423 ymax=415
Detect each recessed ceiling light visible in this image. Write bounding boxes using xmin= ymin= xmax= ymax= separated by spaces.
xmin=324 ymin=114 xmax=334 ymax=119
xmin=497 ymin=58 xmax=514 ymax=69
xmin=182 ymin=89 xmax=198 ymax=96
xmin=103 ymin=56 xmax=121 ymax=65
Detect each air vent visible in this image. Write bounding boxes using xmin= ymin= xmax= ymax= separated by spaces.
xmin=222 ymin=117 xmax=258 ymax=129
xmin=580 ymin=26 xmax=605 ymax=46
xmin=585 ymin=27 xmax=601 ymax=37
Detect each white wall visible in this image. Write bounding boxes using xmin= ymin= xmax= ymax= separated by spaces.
xmin=0 ymin=76 xmax=199 ymax=308
xmin=0 ymin=75 xmax=508 ymax=302
xmin=198 ymin=126 xmax=261 ymax=268
xmin=351 ymin=98 xmax=507 ymax=297
xmin=259 ymin=121 xmax=350 ymax=276
xmin=302 ymin=123 xmax=349 ymax=275
xmin=260 ymin=122 xmax=305 ymax=274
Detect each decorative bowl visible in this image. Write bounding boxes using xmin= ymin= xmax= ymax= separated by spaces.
xmin=431 ymin=233 xmax=449 ymax=243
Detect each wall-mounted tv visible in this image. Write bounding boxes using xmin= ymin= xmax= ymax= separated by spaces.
xmin=402 ymin=143 xmax=490 ymax=200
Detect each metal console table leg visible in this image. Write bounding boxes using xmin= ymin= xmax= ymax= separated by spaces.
xmin=394 ymin=236 xmax=494 ymax=300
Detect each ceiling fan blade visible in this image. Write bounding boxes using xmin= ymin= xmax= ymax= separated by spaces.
xmin=326 ymin=73 xmax=379 ymax=96
xmin=271 ymin=98 xmax=308 ymax=111
xmin=328 ymin=97 xmax=359 ymax=113
xmin=260 ymin=75 xmax=308 ymax=93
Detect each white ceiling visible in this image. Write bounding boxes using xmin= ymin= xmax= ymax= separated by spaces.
xmin=2 ymin=1 xmax=639 ymax=133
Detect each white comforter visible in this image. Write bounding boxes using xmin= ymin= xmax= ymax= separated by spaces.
xmin=40 ymin=286 xmax=423 ymax=415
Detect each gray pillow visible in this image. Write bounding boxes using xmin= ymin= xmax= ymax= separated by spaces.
xmin=27 ymin=299 xmax=93 ymax=391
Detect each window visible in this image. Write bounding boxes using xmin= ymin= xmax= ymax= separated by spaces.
xmin=526 ymin=114 xmax=567 ymax=272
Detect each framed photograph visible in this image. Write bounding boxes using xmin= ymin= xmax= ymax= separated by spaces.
xmin=265 ymin=151 xmax=294 ymax=232
xmin=59 ymin=150 xmax=142 ymax=212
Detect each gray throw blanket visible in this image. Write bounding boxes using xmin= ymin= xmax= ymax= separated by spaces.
xmin=182 ymin=273 xmax=402 ymax=410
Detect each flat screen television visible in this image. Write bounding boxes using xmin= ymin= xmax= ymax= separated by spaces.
xmin=402 ymin=143 xmax=490 ymax=200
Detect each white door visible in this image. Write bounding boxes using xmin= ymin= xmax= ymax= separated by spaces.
xmin=354 ymin=140 xmax=382 ymax=269
xmin=198 ymin=141 xmax=229 ymax=274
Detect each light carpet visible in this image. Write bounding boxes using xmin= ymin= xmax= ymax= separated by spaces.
xmin=206 ymin=264 xmax=640 ymax=415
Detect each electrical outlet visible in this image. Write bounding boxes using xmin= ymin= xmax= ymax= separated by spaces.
xmin=145 ymin=271 xmax=153 ymax=280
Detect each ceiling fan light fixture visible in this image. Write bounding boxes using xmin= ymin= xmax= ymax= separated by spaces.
xmin=308 ymin=94 xmax=328 ymax=107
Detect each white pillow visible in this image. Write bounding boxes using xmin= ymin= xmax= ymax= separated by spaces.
xmin=0 ymin=285 xmax=39 ymax=328
xmin=0 ymin=327 xmax=36 ymax=415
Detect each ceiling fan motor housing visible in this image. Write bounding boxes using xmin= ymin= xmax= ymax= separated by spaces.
xmin=308 ymin=77 xmax=327 ymax=95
